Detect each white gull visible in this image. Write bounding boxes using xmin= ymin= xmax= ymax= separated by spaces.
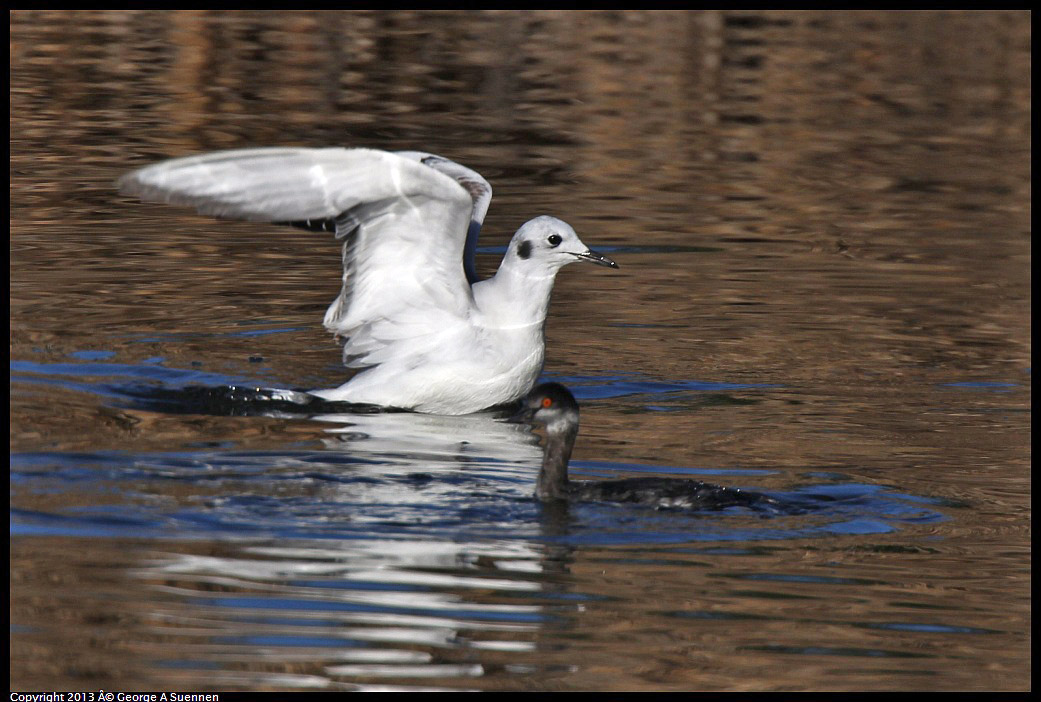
xmin=118 ymin=147 xmax=617 ymax=414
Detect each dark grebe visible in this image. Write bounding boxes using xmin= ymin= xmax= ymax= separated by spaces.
xmin=511 ymin=383 xmax=772 ymax=509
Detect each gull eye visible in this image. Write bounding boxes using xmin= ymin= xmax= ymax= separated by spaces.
xmin=541 ymin=397 xmax=554 ymax=408
xmin=547 ymin=234 xmax=562 ymax=247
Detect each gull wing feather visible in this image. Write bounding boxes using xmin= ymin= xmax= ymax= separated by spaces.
xmin=394 ymin=151 xmax=492 ymax=284
xmin=118 ymin=147 xmax=483 ymax=368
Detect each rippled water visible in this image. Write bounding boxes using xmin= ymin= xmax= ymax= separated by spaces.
xmin=10 ymin=10 xmax=1030 ymax=692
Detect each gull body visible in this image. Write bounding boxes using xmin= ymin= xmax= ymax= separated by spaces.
xmin=118 ymin=148 xmax=617 ymax=414
xmin=512 ymin=383 xmax=772 ymax=509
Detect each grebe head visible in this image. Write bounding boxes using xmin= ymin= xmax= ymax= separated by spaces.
xmin=510 ymin=382 xmax=580 ymax=435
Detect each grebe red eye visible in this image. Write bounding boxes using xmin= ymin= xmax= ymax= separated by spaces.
xmin=541 ymin=397 xmax=553 ymax=408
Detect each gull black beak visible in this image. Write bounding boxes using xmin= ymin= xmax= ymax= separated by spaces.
xmin=572 ymin=249 xmax=619 ymax=268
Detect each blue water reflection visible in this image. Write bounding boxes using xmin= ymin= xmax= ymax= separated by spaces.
xmin=9 ymin=355 xmax=958 ymax=689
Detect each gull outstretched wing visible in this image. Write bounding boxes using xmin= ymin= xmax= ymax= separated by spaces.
xmin=119 ymin=147 xmax=489 ymax=368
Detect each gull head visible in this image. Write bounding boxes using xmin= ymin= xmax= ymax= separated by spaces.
xmin=509 ymin=216 xmax=618 ymax=273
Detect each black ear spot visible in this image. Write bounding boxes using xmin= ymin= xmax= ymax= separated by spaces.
xmin=518 ymin=240 xmax=532 ymax=260
xmin=548 ymin=234 xmax=562 ymax=247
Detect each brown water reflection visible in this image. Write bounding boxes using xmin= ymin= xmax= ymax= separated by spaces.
xmin=10 ymin=10 xmax=1030 ymax=692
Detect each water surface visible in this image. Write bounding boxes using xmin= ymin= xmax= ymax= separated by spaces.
xmin=10 ymin=10 xmax=1030 ymax=692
